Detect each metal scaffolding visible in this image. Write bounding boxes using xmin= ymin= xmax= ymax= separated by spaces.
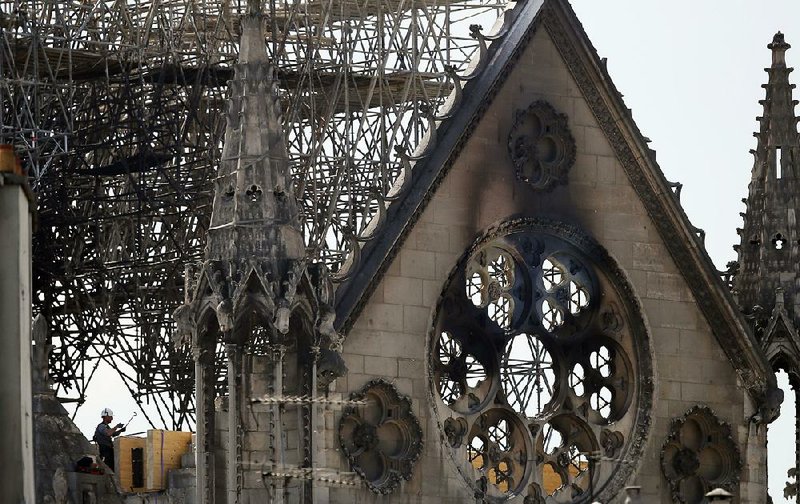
xmin=1 ymin=0 xmax=507 ymax=428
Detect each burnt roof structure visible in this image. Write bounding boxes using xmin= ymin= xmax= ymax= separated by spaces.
xmin=1 ymin=0 xmax=509 ymax=427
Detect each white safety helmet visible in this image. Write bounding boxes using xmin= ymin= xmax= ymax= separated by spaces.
xmin=101 ymin=408 xmax=114 ymax=417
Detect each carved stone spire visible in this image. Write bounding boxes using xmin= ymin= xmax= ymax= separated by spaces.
xmin=172 ymin=9 xmax=346 ymax=503
xmin=206 ymin=13 xmax=304 ymax=266
xmin=735 ymin=32 xmax=800 ymax=328
xmin=173 ymin=3 xmax=343 ymax=359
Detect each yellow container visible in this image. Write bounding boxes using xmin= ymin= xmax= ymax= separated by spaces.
xmin=0 ymin=145 xmax=15 ymax=173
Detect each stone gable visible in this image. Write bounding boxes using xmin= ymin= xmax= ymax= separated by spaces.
xmin=336 ymin=13 xmax=765 ymax=503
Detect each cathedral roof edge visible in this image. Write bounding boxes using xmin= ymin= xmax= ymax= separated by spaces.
xmin=333 ymin=0 xmax=547 ymax=332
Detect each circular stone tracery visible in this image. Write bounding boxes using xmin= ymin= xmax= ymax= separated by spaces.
xmin=466 ymin=247 xmax=522 ymax=330
xmin=429 ymin=218 xmax=653 ymax=502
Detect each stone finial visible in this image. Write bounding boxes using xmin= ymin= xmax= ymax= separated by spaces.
xmin=776 ymin=286 xmax=786 ymax=309
xmin=769 ymin=31 xmax=791 ymax=66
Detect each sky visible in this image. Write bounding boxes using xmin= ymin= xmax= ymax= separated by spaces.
xmin=569 ymin=1 xmax=800 ymax=501
xmin=65 ymin=0 xmax=800 ymax=501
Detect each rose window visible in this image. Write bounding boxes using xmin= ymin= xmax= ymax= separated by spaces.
xmin=430 ymin=218 xmax=652 ymax=502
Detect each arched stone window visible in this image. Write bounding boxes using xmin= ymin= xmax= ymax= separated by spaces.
xmin=428 ymin=218 xmax=653 ymax=502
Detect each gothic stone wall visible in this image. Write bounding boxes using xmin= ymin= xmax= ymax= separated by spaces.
xmin=332 ymin=26 xmax=764 ymax=503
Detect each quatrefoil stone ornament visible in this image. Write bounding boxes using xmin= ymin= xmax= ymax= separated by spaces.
xmin=661 ymin=406 xmax=741 ymax=504
xmin=339 ymin=379 xmax=423 ymax=494
xmin=508 ymin=100 xmax=576 ymax=191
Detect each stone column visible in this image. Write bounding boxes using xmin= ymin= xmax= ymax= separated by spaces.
xmin=194 ymin=345 xmax=214 ymax=504
xmin=272 ymin=346 xmax=286 ymax=504
xmin=796 ymin=385 xmax=799 ymax=502
xmin=226 ymin=343 xmax=242 ymax=504
xmin=0 ymin=168 xmax=35 ymax=504
xmin=310 ymin=348 xmax=325 ymax=504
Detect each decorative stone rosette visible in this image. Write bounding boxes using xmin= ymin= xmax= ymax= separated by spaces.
xmin=429 ymin=218 xmax=653 ymax=503
xmin=339 ymin=379 xmax=423 ymax=494
xmin=508 ymin=100 xmax=576 ymax=191
xmin=661 ymin=406 xmax=741 ymax=504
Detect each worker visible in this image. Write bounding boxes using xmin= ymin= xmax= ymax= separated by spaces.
xmin=93 ymin=408 xmax=126 ymax=471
